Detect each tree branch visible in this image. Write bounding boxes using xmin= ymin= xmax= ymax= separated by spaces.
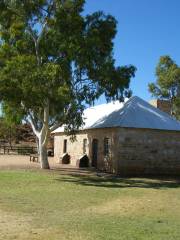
xmin=50 ymin=123 xmax=63 ymax=132
xmin=27 ymin=21 xmax=47 ymax=66
xmin=28 ymin=113 xmax=40 ymax=138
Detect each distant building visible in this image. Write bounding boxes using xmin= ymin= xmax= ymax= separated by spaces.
xmin=53 ymin=96 xmax=180 ymax=176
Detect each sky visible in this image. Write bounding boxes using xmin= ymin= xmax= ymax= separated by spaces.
xmin=83 ymin=0 xmax=180 ymax=103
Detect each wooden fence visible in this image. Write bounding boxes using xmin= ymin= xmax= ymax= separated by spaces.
xmin=0 ymin=145 xmax=37 ymax=155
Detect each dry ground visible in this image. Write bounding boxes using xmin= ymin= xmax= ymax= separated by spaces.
xmin=0 ymin=154 xmax=96 ymax=176
xmin=0 ymin=154 xmax=60 ymax=170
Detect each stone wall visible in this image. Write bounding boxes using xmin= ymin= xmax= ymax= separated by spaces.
xmin=116 ymin=128 xmax=180 ymax=176
xmin=86 ymin=128 xmax=117 ymax=173
xmin=54 ymin=128 xmax=117 ymax=170
xmin=54 ymin=133 xmax=88 ymax=166
xmin=54 ymin=127 xmax=180 ymax=176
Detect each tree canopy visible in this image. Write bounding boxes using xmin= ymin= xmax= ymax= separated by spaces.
xmin=148 ymin=55 xmax=180 ymax=119
xmin=0 ymin=0 xmax=136 ymax=168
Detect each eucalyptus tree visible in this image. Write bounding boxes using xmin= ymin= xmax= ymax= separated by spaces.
xmin=0 ymin=0 xmax=136 ymax=169
xmin=149 ymin=56 xmax=180 ymax=119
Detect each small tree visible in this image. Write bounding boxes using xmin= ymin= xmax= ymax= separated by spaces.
xmin=0 ymin=117 xmax=18 ymax=146
xmin=0 ymin=0 xmax=136 ymax=169
xmin=148 ymin=55 xmax=180 ymax=119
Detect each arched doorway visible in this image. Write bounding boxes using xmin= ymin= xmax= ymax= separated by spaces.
xmin=92 ymin=139 xmax=98 ymax=168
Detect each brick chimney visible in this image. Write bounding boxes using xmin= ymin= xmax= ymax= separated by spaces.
xmin=149 ymin=99 xmax=172 ymax=115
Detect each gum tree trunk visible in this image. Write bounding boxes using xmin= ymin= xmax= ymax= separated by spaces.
xmin=39 ymin=131 xmax=49 ymax=169
xmin=39 ymin=145 xmax=49 ymax=168
xmin=29 ymin=102 xmax=50 ymax=169
xmin=38 ymin=104 xmax=50 ymax=169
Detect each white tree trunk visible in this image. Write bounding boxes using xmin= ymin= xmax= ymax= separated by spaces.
xmin=28 ymin=103 xmax=50 ymax=169
xmin=38 ymin=106 xmax=50 ymax=169
xmin=39 ymin=135 xmax=49 ymax=169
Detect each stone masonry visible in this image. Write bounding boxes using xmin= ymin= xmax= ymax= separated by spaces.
xmin=54 ymin=127 xmax=180 ymax=176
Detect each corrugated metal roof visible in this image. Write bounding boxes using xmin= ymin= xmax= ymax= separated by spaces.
xmin=53 ymin=99 xmax=124 ymax=133
xmin=53 ymin=96 xmax=180 ymax=133
xmin=90 ymin=96 xmax=180 ymax=131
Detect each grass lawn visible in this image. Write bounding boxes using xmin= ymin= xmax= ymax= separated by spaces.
xmin=0 ymin=170 xmax=180 ymax=240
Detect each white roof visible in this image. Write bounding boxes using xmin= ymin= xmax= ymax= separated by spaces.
xmin=81 ymin=100 xmax=125 ymax=129
xmin=53 ymin=100 xmax=125 ymax=133
xmin=53 ymin=96 xmax=180 ymax=133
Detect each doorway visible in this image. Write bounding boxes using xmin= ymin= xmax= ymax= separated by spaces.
xmin=92 ymin=139 xmax=98 ymax=168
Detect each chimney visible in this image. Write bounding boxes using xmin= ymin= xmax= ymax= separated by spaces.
xmin=149 ymin=99 xmax=172 ymax=115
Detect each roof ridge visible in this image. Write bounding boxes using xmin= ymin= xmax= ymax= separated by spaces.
xmin=117 ymin=98 xmax=133 ymax=126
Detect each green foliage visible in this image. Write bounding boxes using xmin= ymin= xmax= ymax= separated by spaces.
xmin=0 ymin=0 xmax=136 ymax=133
xmin=148 ymin=56 xmax=180 ymax=119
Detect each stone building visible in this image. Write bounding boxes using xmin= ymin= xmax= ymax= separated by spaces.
xmin=53 ymin=96 xmax=180 ymax=176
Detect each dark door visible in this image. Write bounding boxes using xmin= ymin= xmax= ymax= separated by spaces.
xmin=92 ymin=139 xmax=98 ymax=168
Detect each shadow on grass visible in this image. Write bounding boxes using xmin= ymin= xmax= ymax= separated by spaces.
xmin=53 ymin=170 xmax=180 ymax=189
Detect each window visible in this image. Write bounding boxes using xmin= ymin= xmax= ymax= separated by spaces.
xmin=63 ymin=139 xmax=67 ymax=153
xmin=104 ymin=138 xmax=110 ymax=156
xmin=83 ymin=139 xmax=88 ymax=154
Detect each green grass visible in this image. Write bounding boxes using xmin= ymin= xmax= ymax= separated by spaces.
xmin=0 ymin=170 xmax=180 ymax=240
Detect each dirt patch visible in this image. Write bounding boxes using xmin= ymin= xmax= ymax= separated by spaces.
xmin=0 ymin=155 xmax=77 ymax=171
xmin=83 ymin=191 xmax=174 ymax=217
xmin=0 ymin=208 xmax=89 ymax=240
xmin=0 ymin=209 xmax=32 ymax=239
xmin=0 ymin=155 xmax=40 ymax=170
xmin=0 ymin=208 xmax=66 ymax=240
xmin=0 ymin=155 xmax=97 ymax=177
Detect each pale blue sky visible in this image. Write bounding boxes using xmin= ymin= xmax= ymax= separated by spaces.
xmin=84 ymin=0 xmax=180 ymax=103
